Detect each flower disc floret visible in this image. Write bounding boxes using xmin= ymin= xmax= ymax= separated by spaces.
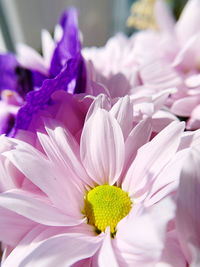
xmin=84 ymin=185 xmax=132 ymax=234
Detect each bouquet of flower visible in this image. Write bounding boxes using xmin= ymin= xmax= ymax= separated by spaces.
xmin=0 ymin=0 xmax=199 ymax=266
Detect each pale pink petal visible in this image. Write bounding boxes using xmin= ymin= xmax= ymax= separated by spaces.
xmin=152 ymin=110 xmax=179 ymax=133
xmin=0 ymin=206 xmax=36 ymax=246
xmin=187 ymin=117 xmax=200 ymax=131
xmin=171 ymin=96 xmax=199 ymax=117
xmin=0 ymin=189 xmax=82 ymax=226
xmin=2 ymin=225 xmax=56 ymax=267
xmin=41 ymin=29 xmax=55 ymax=67
xmin=152 ymin=89 xmax=175 ymax=113
xmin=107 ymin=73 xmax=131 ymax=98
xmin=39 ymin=118 xmax=93 ymax=187
xmin=175 ymin=0 xmax=200 ymax=43
xmin=156 ymin=231 xmax=187 ymax=267
xmin=178 ymin=130 xmax=200 ymax=151
xmin=3 ymin=138 xmax=83 ymax=216
xmin=110 ymin=96 xmax=133 ymax=140
xmin=140 ymin=60 xmax=182 ymax=91
xmin=122 ymin=121 xmax=184 ymax=198
xmin=145 ymin=149 xmax=189 ymax=206
xmin=172 ymin=34 xmax=200 ymax=70
xmin=16 ymin=43 xmax=48 ymax=75
xmin=176 ymin=149 xmax=200 ymax=265
xmin=81 ymin=109 xmax=125 ymax=185
xmin=114 ymin=199 xmax=175 ymax=266
xmin=155 ymin=0 xmax=175 ymax=33
xmin=90 ymin=81 xmax=110 ymax=97
xmin=3 ymin=228 xmax=103 ymax=267
xmin=185 ymin=74 xmax=200 ymax=88
xmin=97 ymin=228 xmax=118 ymax=267
xmin=119 ymin=118 xmax=152 ymax=185
xmin=85 ymin=94 xmax=111 ymax=122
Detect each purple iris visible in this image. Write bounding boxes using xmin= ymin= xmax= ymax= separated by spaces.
xmin=0 ymin=7 xmax=86 ymax=136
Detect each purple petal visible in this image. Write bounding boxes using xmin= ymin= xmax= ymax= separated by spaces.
xmin=0 ymin=54 xmax=18 ymax=92
xmin=50 ymin=7 xmax=81 ymax=76
xmin=14 ymin=56 xmax=82 ymax=134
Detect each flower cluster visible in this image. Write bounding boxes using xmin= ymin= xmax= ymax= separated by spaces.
xmin=0 ymin=1 xmax=200 ymax=266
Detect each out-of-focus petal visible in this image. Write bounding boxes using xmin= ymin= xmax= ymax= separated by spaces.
xmin=171 ymin=96 xmax=200 ymax=117
xmin=176 ymin=149 xmax=200 ymax=265
xmin=155 ymin=0 xmax=175 ymax=33
xmin=175 ymin=0 xmax=200 ymax=43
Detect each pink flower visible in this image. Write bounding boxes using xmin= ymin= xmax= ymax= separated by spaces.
xmin=83 ymin=0 xmax=200 ymax=130
xmin=175 ymin=148 xmax=200 ymax=266
xmin=0 ymin=101 xmax=189 ymax=266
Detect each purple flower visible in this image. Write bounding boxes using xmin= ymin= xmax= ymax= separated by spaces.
xmin=0 ymin=7 xmax=86 ymax=136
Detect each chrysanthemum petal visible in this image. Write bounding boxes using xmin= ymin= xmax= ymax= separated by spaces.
xmin=110 ymin=96 xmax=133 ymax=140
xmin=39 ymin=118 xmax=93 ymax=187
xmin=3 ymin=227 xmax=103 ymax=267
xmin=80 ymin=109 xmax=125 ymax=185
xmin=0 ymin=189 xmax=82 ymax=226
xmin=3 ymin=137 xmax=84 ymax=217
xmin=97 ymin=228 xmax=118 ymax=267
xmin=175 ymin=0 xmax=200 ymax=43
xmin=0 ymin=206 xmax=36 ymax=246
xmin=122 ymin=121 xmax=184 ymax=198
xmin=119 ymin=118 xmax=152 ymax=185
xmin=114 ymin=199 xmax=175 ymax=266
xmin=176 ymin=149 xmax=200 ymax=264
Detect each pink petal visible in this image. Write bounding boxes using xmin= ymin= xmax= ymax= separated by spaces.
xmin=4 ymin=228 xmax=103 ymax=267
xmin=145 ymin=149 xmax=189 ymax=206
xmin=16 ymin=43 xmax=48 ymax=75
xmin=114 ymin=199 xmax=175 ymax=266
xmin=108 ymin=73 xmax=131 ymax=98
xmin=172 ymin=34 xmax=200 ymax=70
xmin=40 ymin=118 xmax=93 ymax=187
xmin=122 ymin=121 xmax=184 ymax=198
xmin=119 ymin=118 xmax=152 ymax=185
xmin=175 ymin=0 xmax=200 ymax=43
xmin=171 ymin=96 xmax=199 ymax=117
xmin=0 ymin=206 xmax=36 ymax=246
xmin=140 ymin=60 xmax=182 ymax=91
xmin=0 ymin=189 xmax=82 ymax=226
xmin=185 ymin=74 xmax=200 ymax=88
xmin=41 ymin=29 xmax=55 ymax=67
xmin=97 ymin=228 xmax=118 ymax=267
xmin=85 ymin=94 xmax=111 ymax=122
xmin=156 ymin=231 xmax=187 ymax=267
xmin=3 ymin=138 xmax=83 ymax=216
xmin=152 ymin=110 xmax=179 ymax=133
xmin=81 ymin=109 xmax=125 ymax=185
xmin=154 ymin=0 xmax=175 ymax=33
xmin=176 ymin=149 xmax=200 ymax=264
xmin=110 ymin=96 xmax=133 ymax=140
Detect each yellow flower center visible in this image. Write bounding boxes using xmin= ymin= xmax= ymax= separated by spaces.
xmin=84 ymin=185 xmax=132 ymax=235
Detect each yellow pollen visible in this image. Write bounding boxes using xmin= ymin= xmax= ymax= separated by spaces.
xmin=84 ymin=185 xmax=132 ymax=235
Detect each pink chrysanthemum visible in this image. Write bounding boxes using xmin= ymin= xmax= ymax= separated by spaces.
xmin=0 ymin=104 xmax=189 ymax=266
